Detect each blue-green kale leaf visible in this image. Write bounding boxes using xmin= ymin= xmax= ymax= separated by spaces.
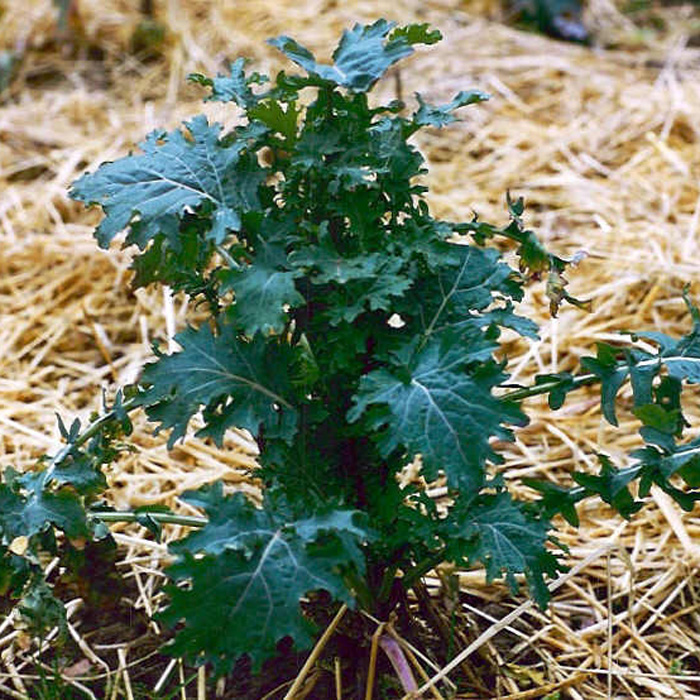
xmin=349 ymin=338 xmax=527 ymax=492
xmin=220 ymin=242 xmax=304 ymax=337
xmin=410 ymin=90 xmax=490 ymax=130
xmin=159 ymin=483 xmax=372 ymax=673
xmin=447 ymin=491 xmax=563 ymax=608
xmin=268 ymin=19 xmax=436 ymax=93
xmin=137 ymin=323 xmax=297 ymax=448
xmin=70 ymin=115 xmax=264 ymax=248
xmin=582 ymin=295 xmax=700 ymax=426
xmin=0 ymin=472 xmax=89 ymax=541
xmin=188 ymin=57 xmax=266 ymax=108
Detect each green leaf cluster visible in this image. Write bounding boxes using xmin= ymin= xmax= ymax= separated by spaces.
xmin=0 ymin=392 xmax=133 ymax=635
xmin=158 ymin=483 xmax=372 ymax=673
xmin=3 ymin=19 xmax=700 ymax=686
xmin=70 ymin=20 xmax=571 ymax=670
xmin=527 ymin=291 xmax=700 ymax=523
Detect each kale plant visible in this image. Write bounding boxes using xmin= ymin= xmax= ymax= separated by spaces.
xmin=2 ymin=19 xmax=700 ymax=689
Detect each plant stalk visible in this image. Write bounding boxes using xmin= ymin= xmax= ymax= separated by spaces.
xmin=344 ymin=569 xmax=374 ymax=613
xmin=501 ymin=372 xmax=597 ymax=402
xmin=402 ymin=551 xmax=447 ymax=590
xmin=376 ymin=563 xmax=400 ymax=606
xmin=89 ymin=510 xmax=207 ymax=528
xmin=215 ymin=243 xmax=241 ymax=270
xmin=379 ymin=634 xmax=418 ymax=693
xmin=49 ymin=396 xmax=141 ymax=470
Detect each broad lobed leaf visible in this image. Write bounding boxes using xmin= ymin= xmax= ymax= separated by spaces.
xmin=137 ymin=323 xmax=298 ymax=448
xmin=404 ymin=242 xmax=529 ymax=343
xmin=0 ymin=477 xmax=88 ymax=541
xmin=70 ymin=115 xmax=264 ymax=248
xmin=220 ymin=241 xmax=304 ymax=337
xmin=349 ymin=337 xmax=527 ymax=492
xmin=448 ymin=491 xmax=564 ymax=608
xmin=268 ymin=19 xmax=435 ymax=93
xmin=159 ymin=483 xmax=372 ymax=673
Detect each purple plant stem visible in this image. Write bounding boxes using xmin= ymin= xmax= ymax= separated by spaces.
xmin=379 ymin=634 xmax=418 ymax=693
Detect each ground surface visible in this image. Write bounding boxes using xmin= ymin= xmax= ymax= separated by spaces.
xmin=2 ymin=1 xmax=700 ymax=698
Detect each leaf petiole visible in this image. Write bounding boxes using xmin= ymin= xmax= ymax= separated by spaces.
xmin=49 ymin=395 xmax=141 ymax=470
xmin=501 ymin=372 xmax=597 ymax=403
xmin=215 ymin=243 xmax=242 ymax=270
xmin=89 ymin=510 xmax=207 ymax=528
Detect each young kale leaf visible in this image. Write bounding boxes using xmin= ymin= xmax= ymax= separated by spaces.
xmin=268 ymin=19 xmax=432 ymax=93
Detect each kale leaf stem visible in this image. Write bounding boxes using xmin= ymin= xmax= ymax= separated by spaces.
xmin=49 ymin=395 xmax=141 ymax=470
xmin=89 ymin=510 xmax=207 ymax=528
xmin=402 ymin=551 xmax=448 ymax=590
xmin=215 ymin=243 xmax=240 ymax=270
xmin=501 ymin=372 xmax=597 ymax=402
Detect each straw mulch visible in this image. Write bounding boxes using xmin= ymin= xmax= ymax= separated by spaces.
xmin=2 ymin=0 xmax=700 ymax=697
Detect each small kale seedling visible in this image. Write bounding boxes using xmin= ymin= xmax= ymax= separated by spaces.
xmin=3 ymin=19 xmax=700 ymax=689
